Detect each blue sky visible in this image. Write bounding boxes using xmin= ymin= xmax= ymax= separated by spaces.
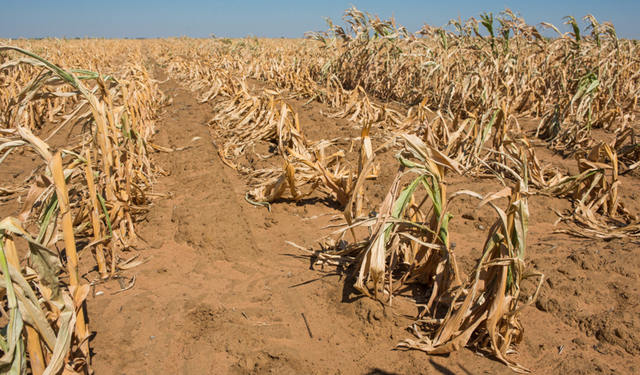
xmin=2 ymin=0 xmax=638 ymax=39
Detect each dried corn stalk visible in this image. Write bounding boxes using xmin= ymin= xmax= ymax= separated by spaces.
xmin=310 ymin=135 xmax=541 ymax=372
xmin=399 ymin=182 xmax=543 ymax=374
xmin=0 ymin=44 xmax=168 ymax=375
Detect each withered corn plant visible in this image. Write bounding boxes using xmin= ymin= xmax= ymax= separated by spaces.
xmin=398 ymin=181 xmax=543 ymax=374
xmin=311 ymin=134 xmax=463 ymax=301
xmin=309 ymin=134 xmax=542 ymax=372
xmin=0 ymin=44 xmax=168 ymax=374
xmin=1 ymin=46 xmax=166 ymax=275
xmin=0 ymin=154 xmax=91 ymax=374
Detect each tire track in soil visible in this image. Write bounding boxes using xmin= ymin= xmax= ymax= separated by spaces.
xmin=86 ymin=55 xmax=520 ymax=375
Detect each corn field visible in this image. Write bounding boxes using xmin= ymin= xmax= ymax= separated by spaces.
xmin=1 ymin=7 xmax=639 ymax=374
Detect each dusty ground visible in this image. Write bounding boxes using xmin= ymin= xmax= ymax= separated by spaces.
xmin=3 ymin=49 xmax=639 ymax=374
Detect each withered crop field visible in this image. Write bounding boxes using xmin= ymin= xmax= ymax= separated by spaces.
xmin=1 ymin=8 xmax=640 ymax=375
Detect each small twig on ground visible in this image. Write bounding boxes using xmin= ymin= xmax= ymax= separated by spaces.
xmin=301 ymin=312 xmax=314 ymax=338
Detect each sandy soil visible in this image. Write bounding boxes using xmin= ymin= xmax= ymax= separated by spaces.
xmin=3 ymin=50 xmax=639 ymax=374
